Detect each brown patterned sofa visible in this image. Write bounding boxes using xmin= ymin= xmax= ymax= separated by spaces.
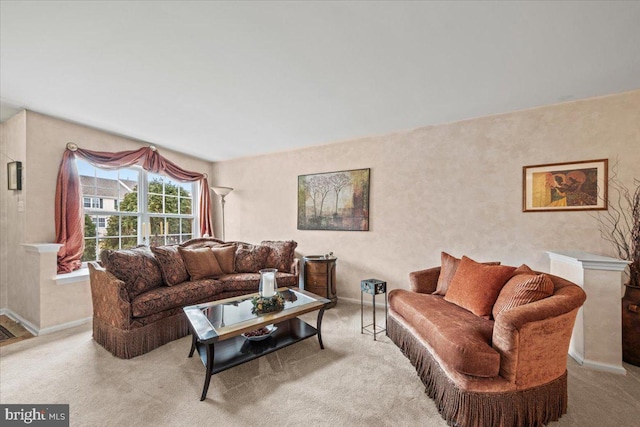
xmin=89 ymin=238 xmax=298 ymax=359
xmin=387 ymin=253 xmax=586 ymax=427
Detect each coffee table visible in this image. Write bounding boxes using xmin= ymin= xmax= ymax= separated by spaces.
xmin=183 ymin=287 xmax=330 ymax=400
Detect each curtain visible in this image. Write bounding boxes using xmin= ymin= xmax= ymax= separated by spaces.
xmin=55 ymin=145 xmax=213 ymax=273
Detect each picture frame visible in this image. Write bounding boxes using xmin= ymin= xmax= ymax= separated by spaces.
xmin=298 ymin=168 xmax=370 ymax=231
xmin=522 ymin=159 xmax=608 ymax=212
xmin=7 ymin=161 xmax=22 ymax=191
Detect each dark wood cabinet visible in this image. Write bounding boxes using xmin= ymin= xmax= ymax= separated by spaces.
xmin=303 ymin=256 xmax=337 ymax=308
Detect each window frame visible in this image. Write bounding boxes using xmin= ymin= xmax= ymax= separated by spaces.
xmin=80 ymin=162 xmax=200 ymax=263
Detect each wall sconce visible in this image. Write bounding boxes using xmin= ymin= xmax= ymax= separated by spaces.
xmin=7 ymin=161 xmax=22 ymax=190
xmin=211 ymin=186 xmax=233 ymax=241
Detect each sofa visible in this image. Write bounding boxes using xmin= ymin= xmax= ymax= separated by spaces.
xmin=387 ymin=253 xmax=586 ymax=427
xmin=89 ymin=237 xmax=299 ymax=359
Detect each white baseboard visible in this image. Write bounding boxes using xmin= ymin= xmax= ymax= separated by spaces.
xmin=0 ymin=307 xmax=92 ymax=336
xmin=569 ymin=350 xmax=627 ymax=375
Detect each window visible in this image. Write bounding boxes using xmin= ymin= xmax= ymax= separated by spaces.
xmin=83 ymin=197 xmax=103 ymax=209
xmin=78 ymin=159 xmax=198 ymax=262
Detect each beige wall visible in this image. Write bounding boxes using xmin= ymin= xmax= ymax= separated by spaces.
xmin=0 ymin=111 xmax=211 ymax=330
xmin=1 ymin=112 xmax=28 ymax=316
xmin=211 ymin=90 xmax=640 ymax=302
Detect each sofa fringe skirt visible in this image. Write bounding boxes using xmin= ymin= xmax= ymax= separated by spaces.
xmin=387 ymin=314 xmax=567 ymax=427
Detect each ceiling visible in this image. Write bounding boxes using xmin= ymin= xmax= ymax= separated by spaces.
xmin=1 ymin=1 xmax=639 ymax=162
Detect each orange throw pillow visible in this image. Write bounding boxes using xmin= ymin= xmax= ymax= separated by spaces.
xmin=211 ymin=245 xmax=236 ymax=274
xmin=492 ymin=273 xmax=554 ymax=319
xmin=444 ymin=256 xmax=516 ymax=317
xmin=433 ymin=252 xmax=501 ymax=296
xmin=178 ymin=247 xmax=223 ymax=280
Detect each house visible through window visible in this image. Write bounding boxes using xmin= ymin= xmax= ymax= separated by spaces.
xmin=78 ymin=159 xmax=198 ymax=262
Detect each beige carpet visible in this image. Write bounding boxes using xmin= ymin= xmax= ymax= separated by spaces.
xmin=1 ymin=301 xmax=639 ymax=427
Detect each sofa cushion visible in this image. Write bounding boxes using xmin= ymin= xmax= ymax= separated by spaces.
xmin=211 ymin=245 xmax=236 ymax=273
xmin=389 ymin=289 xmax=500 ymax=377
xmin=444 ymin=256 xmax=516 ymax=318
xmin=261 ymin=240 xmax=297 ymax=273
xmin=151 ymin=245 xmax=189 ymax=286
xmin=235 ymin=244 xmax=270 ymax=273
xmin=433 ymin=252 xmax=500 ymax=296
xmin=178 ymin=247 xmax=224 ymax=280
xmin=492 ymin=273 xmax=554 ymax=319
xmin=131 ymin=279 xmax=224 ymax=318
xmin=100 ymin=246 xmax=163 ymax=298
xmin=218 ymin=273 xmax=261 ymax=293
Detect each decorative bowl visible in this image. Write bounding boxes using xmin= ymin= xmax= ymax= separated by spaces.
xmin=242 ymin=324 xmax=278 ymax=341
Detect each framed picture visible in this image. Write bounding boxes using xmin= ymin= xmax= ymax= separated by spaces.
xmin=7 ymin=161 xmax=22 ymax=191
xmin=298 ymin=168 xmax=370 ymax=231
xmin=523 ymin=159 xmax=608 ymax=212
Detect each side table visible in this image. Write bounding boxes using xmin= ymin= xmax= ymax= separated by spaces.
xmin=360 ymin=278 xmax=387 ymax=341
xmin=303 ymin=255 xmax=337 ymax=308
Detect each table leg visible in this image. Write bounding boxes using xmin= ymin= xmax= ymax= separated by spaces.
xmin=317 ymin=306 xmax=327 ymax=350
xmin=373 ymin=293 xmax=377 ymax=341
xmin=188 ymin=331 xmax=197 ymax=358
xmin=360 ymin=290 xmax=363 ymax=334
xmin=200 ymin=343 xmax=215 ymax=401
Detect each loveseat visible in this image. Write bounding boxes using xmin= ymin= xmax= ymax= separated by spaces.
xmin=89 ymin=238 xmax=299 ymax=359
xmin=387 ymin=253 xmax=586 ymax=427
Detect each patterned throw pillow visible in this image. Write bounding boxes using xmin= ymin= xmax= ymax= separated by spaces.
xmin=151 ymin=245 xmax=190 ymax=286
xmin=444 ymin=256 xmax=516 ymax=318
xmin=235 ymin=244 xmax=270 ymax=273
xmin=100 ymin=246 xmax=164 ymax=298
xmin=211 ymin=245 xmax=236 ymax=274
xmin=492 ymin=272 xmax=554 ymax=319
xmin=433 ymin=252 xmax=500 ymax=296
xmin=178 ymin=247 xmax=224 ymax=280
xmin=261 ymin=240 xmax=298 ymax=273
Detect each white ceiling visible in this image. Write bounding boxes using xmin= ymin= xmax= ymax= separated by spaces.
xmin=1 ymin=1 xmax=639 ymax=161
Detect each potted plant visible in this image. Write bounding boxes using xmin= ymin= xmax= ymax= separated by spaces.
xmin=594 ymin=165 xmax=640 ymax=366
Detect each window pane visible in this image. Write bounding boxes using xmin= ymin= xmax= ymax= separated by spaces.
xmin=99 ymin=237 xmax=120 ymax=252
xmin=164 ymin=195 xmax=179 ymax=214
xmin=120 ymin=215 xmax=138 ymax=236
xmin=166 ymin=235 xmax=180 ymax=245
xmin=149 ymin=235 xmax=164 ymax=247
xmin=181 ymin=218 xmax=192 ymax=234
xmin=121 ymin=237 xmax=137 ymax=249
xmin=167 ymin=218 xmax=180 ymax=234
xmin=82 ymin=238 xmax=97 ymax=262
xmin=119 ymin=191 xmax=138 ymax=213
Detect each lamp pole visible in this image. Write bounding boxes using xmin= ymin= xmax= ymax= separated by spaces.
xmin=211 ymin=186 xmax=233 ymax=241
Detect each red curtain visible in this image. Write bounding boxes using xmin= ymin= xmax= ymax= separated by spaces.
xmin=55 ymin=145 xmax=213 ymax=273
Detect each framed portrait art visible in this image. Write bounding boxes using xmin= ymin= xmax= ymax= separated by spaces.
xmin=298 ymin=168 xmax=370 ymax=231
xmin=522 ymin=159 xmax=608 ymax=212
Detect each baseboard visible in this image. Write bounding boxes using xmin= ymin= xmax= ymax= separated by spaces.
xmin=38 ymin=317 xmax=92 ymax=335
xmin=569 ymin=350 xmax=627 ymax=375
xmin=0 ymin=308 xmax=92 ymax=336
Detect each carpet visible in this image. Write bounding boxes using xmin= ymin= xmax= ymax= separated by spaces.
xmin=1 ymin=302 xmax=639 ymax=427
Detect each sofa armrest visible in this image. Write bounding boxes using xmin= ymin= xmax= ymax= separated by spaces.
xmin=409 ymin=267 xmax=440 ymax=294
xmin=88 ymin=262 xmax=132 ymax=330
xmin=290 ymin=258 xmax=300 ymax=277
xmin=492 ymin=293 xmax=584 ymax=388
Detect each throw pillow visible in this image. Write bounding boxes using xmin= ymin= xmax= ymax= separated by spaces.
xmin=235 ymin=244 xmax=270 ymax=273
xmin=433 ymin=252 xmax=501 ymax=296
xmin=492 ymin=273 xmax=554 ymax=319
xmin=261 ymin=240 xmax=298 ymax=273
xmin=151 ymin=245 xmax=189 ymax=286
xmin=444 ymin=256 xmax=516 ymax=318
xmin=178 ymin=247 xmax=224 ymax=280
xmin=100 ymin=246 xmax=164 ymax=298
xmin=211 ymin=245 xmax=236 ymax=274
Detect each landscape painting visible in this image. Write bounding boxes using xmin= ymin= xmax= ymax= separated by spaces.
xmin=298 ymin=168 xmax=370 ymax=231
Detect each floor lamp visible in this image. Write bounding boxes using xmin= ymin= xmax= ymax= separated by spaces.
xmin=211 ymin=186 xmax=233 ymax=241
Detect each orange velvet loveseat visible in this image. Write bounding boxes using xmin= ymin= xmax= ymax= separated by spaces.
xmin=387 ymin=253 xmax=586 ymax=427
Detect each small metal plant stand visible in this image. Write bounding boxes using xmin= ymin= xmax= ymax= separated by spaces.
xmin=360 ymin=278 xmax=388 ymax=341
